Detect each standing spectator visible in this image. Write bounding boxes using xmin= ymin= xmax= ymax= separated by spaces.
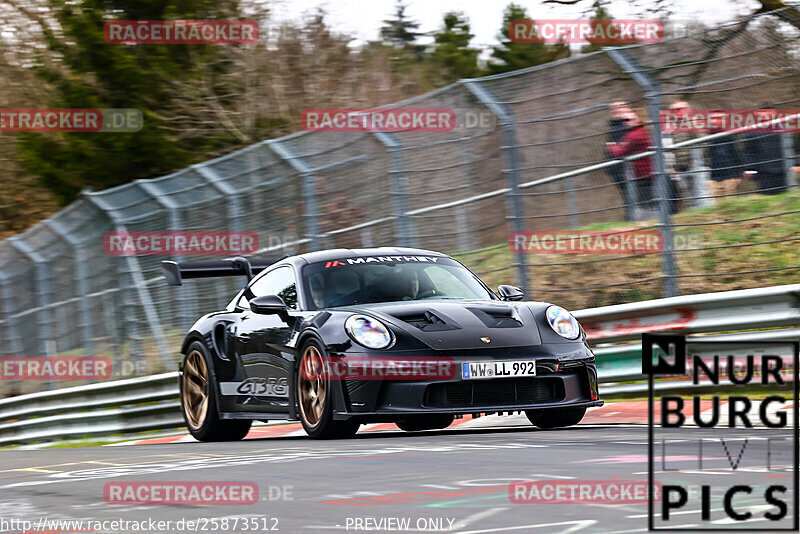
xmin=607 ymin=108 xmax=655 ymax=217
xmin=667 ymin=101 xmax=697 ymax=174
xmin=606 ymin=101 xmax=634 ymax=220
xmin=706 ymin=111 xmax=743 ymax=202
xmin=742 ymin=107 xmax=788 ymax=195
xmin=665 ymin=100 xmax=698 ymax=211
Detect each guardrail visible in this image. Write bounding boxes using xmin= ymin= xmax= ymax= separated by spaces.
xmin=0 ymin=284 xmax=798 ymax=445
xmin=0 ymin=373 xmax=181 ymax=445
xmin=576 ymin=283 xmax=800 ymax=344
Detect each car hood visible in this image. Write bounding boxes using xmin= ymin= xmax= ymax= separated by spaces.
xmin=336 ymin=300 xmax=546 ymax=350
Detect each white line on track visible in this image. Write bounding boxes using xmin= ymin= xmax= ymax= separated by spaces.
xmin=452 ymin=508 xmax=509 ymax=530
xmin=305 ymin=519 xmax=601 ymax=534
xmin=603 ymin=526 xmax=698 ymax=534
xmin=454 ymin=519 xmax=596 ymax=533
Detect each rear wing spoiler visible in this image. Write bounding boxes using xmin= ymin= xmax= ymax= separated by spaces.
xmin=161 ymin=256 xmax=283 ymax=286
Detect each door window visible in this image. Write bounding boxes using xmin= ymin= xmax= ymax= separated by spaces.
xmin=238 ymin=266 xmax=298 ymax=309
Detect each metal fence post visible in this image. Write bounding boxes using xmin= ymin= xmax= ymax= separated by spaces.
xmin=7 ymin=237 xmax=55 ymax=389
xmin=781 ymin=133 xmax=797 ymax=188
xmin=462 ymin=80 xmax=528 ymax=294
xmin=608 ymin=49 xmax=678 ymax=298
xmin=137 ymin=181 xmax=196 ymax=329
xmin=567 ymin=176 xmax=580 ymax=229
xmin=7 ymin=239 xmax=51 ymax=355
xmin=624 ymin=163 xmax=638 ymax=221
xmin=0 ymin=269 xmax=23 ymax=363
xmin=455 ymin=141 xmax=479 ymax=250
xmin=194 ymin=163 xmax=244 ymax=306
xmin=269 ymin=141 xmax=320 ymax=251
xmin=43 ymin=219 xmax=94 ymax=356
xmin=454 ymin=205 xmax=472 ymax=252
xmin=373 ymin=132 xmax=415 ymax=247
xmin=120 ymin=234 xmax=172 ymax=367
xmin=0 ymin=268 xmax=24 ymax=396
xmin=0 ymin=269 xmax=23 ymax=357
xmin=690 ymin=148 xmax=713 ymax=208
xmin=193 ymin=164 xmax=243 ymax=233
xmin=84 ymin=194 xmax=173 ymax=368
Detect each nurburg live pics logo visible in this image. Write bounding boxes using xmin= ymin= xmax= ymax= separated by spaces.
xmin=643 ymin=333 xmax=799 ymax=531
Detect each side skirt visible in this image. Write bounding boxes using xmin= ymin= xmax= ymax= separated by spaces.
xmin=219 ymin=411 xmax=298 ymax=421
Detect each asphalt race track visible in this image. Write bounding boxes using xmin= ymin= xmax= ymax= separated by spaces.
xmin=0 ymin=415 xmax=795 ymax=534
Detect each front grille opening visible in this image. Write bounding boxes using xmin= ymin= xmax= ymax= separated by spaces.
xmin=423 ymin=377 xmax=565 ymax=408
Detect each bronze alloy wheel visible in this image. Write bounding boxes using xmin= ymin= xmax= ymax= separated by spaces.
xmin=182 ymin=349 xmax=209 ymax=430
xmin=298 ymin=345 xmax=327 ymax=428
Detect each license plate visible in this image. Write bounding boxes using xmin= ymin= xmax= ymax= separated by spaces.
xmin=461 ymin=360 xmax=536 ymax=380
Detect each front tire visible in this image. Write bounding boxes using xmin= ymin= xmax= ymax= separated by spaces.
xmin=296 ymin=340 xmax=360 ymax=439
xmin=525 ymin=407 xmax=586 ymax=429
xmin=180 ymin=341 xmax=251 ymax=442
xmin=395 ymin=414 xmax=454 ymax=432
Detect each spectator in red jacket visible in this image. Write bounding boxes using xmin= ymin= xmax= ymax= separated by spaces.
xmin=606 ymin=108 xmax=655 ymax=215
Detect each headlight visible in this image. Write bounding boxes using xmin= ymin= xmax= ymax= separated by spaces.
xmin=545 ymin=305 xmax=581 ymax=340
xmin=345 ymin=315 xmax=393 ymax=349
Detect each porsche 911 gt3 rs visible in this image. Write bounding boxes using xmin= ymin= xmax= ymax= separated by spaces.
xmin=162 ymin=247 xmax=602 ymax=440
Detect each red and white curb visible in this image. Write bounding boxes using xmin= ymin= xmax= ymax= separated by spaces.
xmin=107 ymin=400 xmax=796 ymax=446
xmin=107 ymin=416 xmax=478 ymax=446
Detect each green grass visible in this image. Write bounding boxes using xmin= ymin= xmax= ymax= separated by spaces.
xmin=457 ymin=189 xmax=800 ymax=309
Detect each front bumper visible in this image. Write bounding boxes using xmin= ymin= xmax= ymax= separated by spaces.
xmin=333 ymin=360 xmax=602 ymax=420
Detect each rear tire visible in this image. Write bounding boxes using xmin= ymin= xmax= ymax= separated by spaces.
xmin=396 ymin=414 xmax=454 ymax=432
xmin=525 ymin=407 xmax=586 ymax=429
xmin=180 ymin=341 xmax=252 ymax=442
xmin=296 ymin=339 xmax=360 ymax=439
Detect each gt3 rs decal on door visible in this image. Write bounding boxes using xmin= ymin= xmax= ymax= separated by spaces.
xmin=219 ymin=377 xmax=289 ymax=397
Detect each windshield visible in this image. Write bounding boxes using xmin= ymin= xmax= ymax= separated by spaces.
xmin=302 ymin=256 xmax=495 ymax=308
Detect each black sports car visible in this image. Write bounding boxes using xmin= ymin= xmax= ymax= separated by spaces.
xmin=162 ymin=247 xmax=602 ymax=440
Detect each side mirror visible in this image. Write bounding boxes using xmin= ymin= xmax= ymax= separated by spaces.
xmin=497 ymin=285 xmax=524 ymax=301
xmin=250 ymin=294 xmax=287 ymax=315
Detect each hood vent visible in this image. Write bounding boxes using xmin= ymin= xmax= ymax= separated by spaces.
xmin=390 ymin=310 xmax=460 ymax=332
xmin=468 ymin=306 xmax=523 ymax=328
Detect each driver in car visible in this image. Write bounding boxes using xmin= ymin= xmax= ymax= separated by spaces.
xmin=402 ymin=270 xmax=420 ymax=300
xmin=383 ymin=267 xmax=421 ymax=301
xmin=309 ymin=276 xmax=325 ymax=308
